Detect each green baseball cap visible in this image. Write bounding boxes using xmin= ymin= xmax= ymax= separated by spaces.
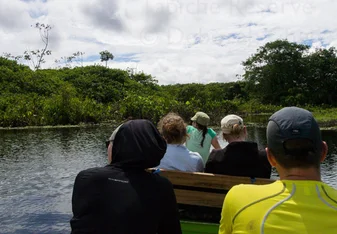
xmin=191 ymin=112 xmax=210 ymax=126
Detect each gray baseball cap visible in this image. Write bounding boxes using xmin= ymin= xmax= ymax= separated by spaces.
xmin=267 ymin=107 xmax=322 ymax=155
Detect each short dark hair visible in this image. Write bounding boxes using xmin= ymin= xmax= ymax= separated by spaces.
xmin=269 ymin=138 xmax=322 ymax=168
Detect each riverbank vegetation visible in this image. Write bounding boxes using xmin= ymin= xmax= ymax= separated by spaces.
xmin=1 ymin=40 xmax=337 ymax=128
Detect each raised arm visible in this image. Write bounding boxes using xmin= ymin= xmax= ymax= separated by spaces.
xmin=211 ymin=136 xmax=221 ymax=149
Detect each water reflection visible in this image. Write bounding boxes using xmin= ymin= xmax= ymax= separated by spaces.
xmin=0 ymin=125 xmax=336 ymax=233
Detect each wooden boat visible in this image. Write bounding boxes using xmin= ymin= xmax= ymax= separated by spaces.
xmin=154 ymin=169 xmax=275 ymax=234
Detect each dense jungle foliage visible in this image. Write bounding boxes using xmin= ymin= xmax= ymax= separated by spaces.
xmin=1 ymin=40 xmax=337 ymax=127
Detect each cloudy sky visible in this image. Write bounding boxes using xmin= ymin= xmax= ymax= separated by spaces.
xmin=1 ymin=0 xmax=336 ymax=84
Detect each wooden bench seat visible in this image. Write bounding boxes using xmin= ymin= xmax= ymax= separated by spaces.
xmin=155 ymin=169 xmax=275 ymax=208
xmin=148 ymin=169 xmax=275 ymax=223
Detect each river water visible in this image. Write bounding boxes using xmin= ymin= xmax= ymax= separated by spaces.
xmin=0 ymin=125 xmax=336 ymax=233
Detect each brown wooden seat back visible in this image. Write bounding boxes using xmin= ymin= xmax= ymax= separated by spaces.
xmin=156 ymin=169 xmax=274 ymax=208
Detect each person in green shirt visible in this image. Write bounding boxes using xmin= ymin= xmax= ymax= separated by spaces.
xmin=186 ymin=111 xmax=221 ymax=163
xmin=218 ymin=107 xmax=337 ymax=234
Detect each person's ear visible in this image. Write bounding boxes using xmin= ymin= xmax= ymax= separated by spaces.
xmin=108 ymin=142 xmax=113 ymax=164
xmin=320 ymin=141 xmax=328 ymax=162
xmin=266 ymin=147 xmax=277 ymax=167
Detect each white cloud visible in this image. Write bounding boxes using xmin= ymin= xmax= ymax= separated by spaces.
xmin=0 ymin=1 xmax=30 ymax=31
xmin=0 ymin=0 xmax=336 ymax=84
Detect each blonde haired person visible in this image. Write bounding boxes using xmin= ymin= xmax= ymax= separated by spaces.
xmin=185 ymin=112 xmax=221 ymax=163
xmin=205 ymin=114 xmax=271 ymax=178
xmin=158 ymin=113 xmax=204 ymax=172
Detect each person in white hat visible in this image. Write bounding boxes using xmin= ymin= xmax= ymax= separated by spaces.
xmin=205 ymin=114 xmax=271 ymax=178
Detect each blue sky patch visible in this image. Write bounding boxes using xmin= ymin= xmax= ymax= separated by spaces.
xmin=320 ymin=40 xmax=329 ymax=47
xmin=216 ymin=33 xmax=242 ymax=41
xmin=85 ymin=55 xmax=100 ymax=62
xmin=248 ymin=23 xmax=258 ymax=27
xmin=194 ymin=36 xmax=201 ymax=45
xmin=321 ymin=30 xmax=333 ymax=34
xmin=69 ymin=36 xmax=106 ymax=46
xmin=114 ymin=53 xmax=140 ymax=63
xmin=261 ymin=9 xmax=274 ymax=13
xmin=84 ymin=53 xmax=140 ymax=63
xmin=302 ymin=38 xmax=329 ymax=47
xmin=256 ymin=34 xmax=271 ymax=41
xmin=29 ymin=9 xmax=47 ymax=18
xmin=213 ymin=33 xmax=244 ymax=47
xmin=302 ymin=39 xmax=315 ymax=46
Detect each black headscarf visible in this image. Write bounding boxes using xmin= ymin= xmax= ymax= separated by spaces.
xmin=111 ymin=119 xmax=167 ymax=169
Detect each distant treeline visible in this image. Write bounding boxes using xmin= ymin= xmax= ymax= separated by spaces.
xmin=1 ymin=40 xmax=336 ymax=127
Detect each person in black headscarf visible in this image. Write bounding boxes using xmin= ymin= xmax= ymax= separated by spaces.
xmin=70 ymin=119 xmax=182 ymax=234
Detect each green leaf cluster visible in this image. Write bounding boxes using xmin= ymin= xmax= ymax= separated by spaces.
xmin=243 ymin=40 xmax=337 ymax=106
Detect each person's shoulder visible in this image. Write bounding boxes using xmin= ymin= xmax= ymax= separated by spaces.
xmin=310 ymin=181 xmax=337 ymax=196
xmin=75 ymin=166 xmax=113 ymax=181
xmin=187 ymin=125 xmax=196 ymax=133
xmin=151 ymin=173 xmax=174 ymax=190
xmin=210 ymin=148 xmax=224 ymax=154
xmin=76 ymin=166 xmax=104 ymax=176
xmin=208 ymin=148 xmax=225 ymax=159
xmin=190 ymin=151 xmax=204 ymax=163
xmin=207 ymin=128 xmax=217 ymax=137
xmin=227 ymin=181 xmax=282 ymax=202
xmin=189 ymin=150 xmax=202 ymax=158
xmin=231 ymin=181 xmax=280 ymax=190
xmin=323 ymin=184 xmax=337 ymax=198
xmin=324 ymin=184 xmax=337 ymax=192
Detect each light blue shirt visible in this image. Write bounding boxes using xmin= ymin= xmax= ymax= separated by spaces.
xmin=158 ymin=144 xmax=204 ymax=172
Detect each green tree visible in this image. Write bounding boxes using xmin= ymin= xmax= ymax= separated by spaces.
xmin=100 ymin=50 xmax=114 ymax=67
xmin=242 ymin=40 xmax=309 ymax=105
xmin=304 ymin=47 xmax=337 ymax=106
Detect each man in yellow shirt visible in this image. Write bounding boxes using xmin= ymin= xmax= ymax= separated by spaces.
xmin=218 ymin=107 xmax=337 ymax=234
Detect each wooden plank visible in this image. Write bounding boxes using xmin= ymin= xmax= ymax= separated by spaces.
xmin=159 ymin=169 xmax=274 ymax=190
xmin=174 ymin=189 xmax=225 ymax=208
